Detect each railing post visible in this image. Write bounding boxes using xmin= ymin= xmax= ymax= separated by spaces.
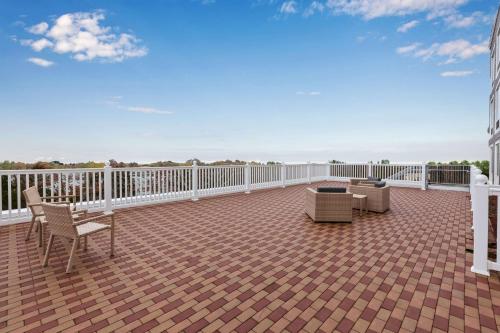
xmin=421 ymin=162 xmax=427 ymax=190
xmin=245 ymin=163 xmax=250 ymax=194
xmin=325 ymin=163 xmax=330 ymax=181
xmin=470 ymin=166 xmax=478 ymax=213
xmin=368 ymin=162 xmax=373 ymax=178
xmin=281 ymin=162 xmax=286 ymax=188
xmin=104 ymin=162 xmax=113 ymax=214
xmin=307 ymin=161 xmax=311 ymax=184
xmin=192 ymin=160 xmax=199 ymax=201
xmin=471 ymin=177 xmax=490 ymax=276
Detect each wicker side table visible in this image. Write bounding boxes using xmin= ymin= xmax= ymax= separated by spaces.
xmin=352 ymin=194 xmax=368 ymax=216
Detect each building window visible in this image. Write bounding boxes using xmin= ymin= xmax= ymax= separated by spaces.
xmin=491 ymin=98 xmax=495 ymax=131
xmin=492 ymin=146 xmax=496 ymax=182
xmin=497 ymin=34 xmax=500 ymax=69
xmin=497 ymin=144 xmax=500 ymax=184
xmin=496 ymin=87 xmax=500 ymax=125
xmin=492 ymin=51 xmax=496 ymax=80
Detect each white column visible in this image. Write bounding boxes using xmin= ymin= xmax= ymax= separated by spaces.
xmin=281 ymin=162 xmax=286 ymax=188
xmin=192 ymin=160 xmax=199 ymax=201
xmin=307 ymin=161 xmax=311 ymax=184
xmin=245 ymin=163 xmax=250 ymax=194
xmin=471 ymin=179 xmax=491 ymax=276
xmin=368 ymin=162 xmax=373 ymax=178
xmin=421 ymin=162 xmax=427 ymax=190
xmin=104 ymin=162 xmax=113 ymax=214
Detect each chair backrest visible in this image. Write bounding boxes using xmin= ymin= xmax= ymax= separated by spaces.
xmin=23 ymin=187 xmax=44 ymax=217
xmin=41 ymin=203 xmax=77 ymax=238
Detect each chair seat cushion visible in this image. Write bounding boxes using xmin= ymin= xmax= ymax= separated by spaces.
xmin=39 ymin=213 xmax=83 ymax=225
xmin=317 ymin=187 xmax=346 ymax=193
xmin=374 ymin=181 xmax=386 ymax=188
xmin=77 ymin=222 xmax=110 ymax=236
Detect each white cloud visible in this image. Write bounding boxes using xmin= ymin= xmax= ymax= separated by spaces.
xmin=440 ymin=70 xmax=474 ymax=77
xmin=444 ymin=11 xmax=491 ymax=28
xmin=296 ymin=91 xmax=321 ymax=96
xmin=127 ymin=107 xmax=173 ymax=115
xmin=280 ymin=1 xmax=298 ymax=14
xmin=397 ymin=20 xmax=419 ymax=33
xmin=396 ymin=43 xmax=421 ymax=54
xmin=30 ymin=38 xmax=53 ymax=51
xmin=106 ymin=97 xmax=173 ymax=115
xmin=27 ymin=57 xmax=54 ymax=67
xmin=23 ymin=11 xmax=148 ymax=62
xmin=304 ymin=1 xmax=325 ymax=17
xmin=325 ymin=0 xmax=467 ymax=19
xmin=27 ymin=22 xmax=48 ymax=34
xmin=397 ymin=39 xmax=488 ymax=63
xmin=436 ymin=39 xmax=488 ymax=60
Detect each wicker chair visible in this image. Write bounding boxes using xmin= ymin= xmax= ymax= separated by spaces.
xmin=41 ymin=203 xmax=115 ymax=273
xmin=347 ymin=184 xmax=390 ymax=213
xmin=305 ymin=188 xmax=353 ymax=222
xmin=23 ymin=187 xmax=87 ymax=248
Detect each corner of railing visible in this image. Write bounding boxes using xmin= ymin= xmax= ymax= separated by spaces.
xmin=192 ymin=160 xmax=199 ymax=201
xmin=420 ymin=162 xmax=427 ymax=190
xmin=244 ymin=162 xmax=251 ymax=194
xmin=103 ymin=161 xmax=113 ymax=214
xmin=281 ymin=162 xmax=286 ymax=188
xmin=307 ymin=161 xmax=311 ymax=184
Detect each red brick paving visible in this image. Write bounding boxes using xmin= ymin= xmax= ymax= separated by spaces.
xmin=1 ymin=182 xmax=500 ymax=332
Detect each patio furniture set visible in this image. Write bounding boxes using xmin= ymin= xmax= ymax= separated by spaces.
xmin=20 ymin=177 xmax=383 ymax=273
xmin=305 ymin=177 xmax=390 ymax=222
xmin=23 ymin=187 xmax=115 ymax=273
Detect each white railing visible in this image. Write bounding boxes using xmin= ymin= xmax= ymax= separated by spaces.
xmin=0 ymin=161 xmax=429 ymax=225
xmin=330 ymin=162 xmax=426 ymax=189
xmin=470 ymin=165 xmax=500 ymax=276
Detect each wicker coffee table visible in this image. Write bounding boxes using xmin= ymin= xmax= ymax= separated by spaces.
xmin=352 ymin=194 xmax=368 ymax=216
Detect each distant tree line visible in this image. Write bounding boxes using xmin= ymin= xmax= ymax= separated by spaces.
xmin=0 ymin=159 xmax=280 ymax=171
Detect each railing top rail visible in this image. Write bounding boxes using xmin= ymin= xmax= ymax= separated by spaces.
xmin=329 ymin=162 xmax=423 ymax=165
xmin=112 ymin=166 xmax=193 ymax=171
xmin=0 ymin=168 xmax=105 ymax=175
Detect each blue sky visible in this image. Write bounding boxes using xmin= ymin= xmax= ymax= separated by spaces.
xmin=0 ymin=0 xmax=497 ymax=163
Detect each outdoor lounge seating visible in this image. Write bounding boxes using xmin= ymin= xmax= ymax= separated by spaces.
xmin=41 ymin=203 xmax=115 ymax=273
xmin=348 ymin=181 xmax=390 ymax=213
xmin=305 ymin=187 xmax=352 ymax=222
xmin=23 ymin=186 xmax=87 ymax=249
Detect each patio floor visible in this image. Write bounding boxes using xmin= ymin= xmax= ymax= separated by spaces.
xmin=1 ymin=182 xmax=500 ymax=333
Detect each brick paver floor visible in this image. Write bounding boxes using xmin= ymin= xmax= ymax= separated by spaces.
xmin=1 ymin=182 xmax=500 ymax=333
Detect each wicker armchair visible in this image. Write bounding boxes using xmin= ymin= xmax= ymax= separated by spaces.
xmin=347 ymin=184 xmax=390 ymax=213
xmin=23 ymin=187 xmax=87 ymax=248
xmin=41 ymin=203 xmax=115 ymax=273
xmin=305 ymin=188 xmax=353 ymax=222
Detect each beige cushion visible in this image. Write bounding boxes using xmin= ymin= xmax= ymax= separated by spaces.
xmin=77 ymin=222 xmax=110 ymax=236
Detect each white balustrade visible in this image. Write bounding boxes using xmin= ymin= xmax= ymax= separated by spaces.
xmin=0 ymin=161 xmax=436 ymax=225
